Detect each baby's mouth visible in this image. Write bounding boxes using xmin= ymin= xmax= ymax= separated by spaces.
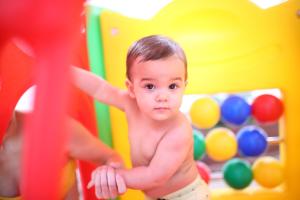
xmin=154 ymin=107 xmax=170 ymax=110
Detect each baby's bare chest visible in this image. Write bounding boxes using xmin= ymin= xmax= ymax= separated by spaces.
xmin=125 ymin=109 xmax=169 ymax=166
xmin=128 ymin=127 xmax=164 ymax=167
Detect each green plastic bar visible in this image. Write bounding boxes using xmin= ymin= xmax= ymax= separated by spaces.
xmin=86 ymin=6 xmax=113 ymax=147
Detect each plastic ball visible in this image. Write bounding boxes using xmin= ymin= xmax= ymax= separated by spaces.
xmin=253 ymin=156 xmax=284 ymax=188
xmin=221 ymin=95 xmax=251 ymax=126
xmin=223 ymin=158 xmax=253 ymax=189
xmin=190 ymin=97 xmax=220 ymax=129
xmin=237 ymin=125 xmax=268 ymax=157
xmin=206 ymin=127 xmax=237 ymax=161
xmin=196 ymin=161 xmax=211 ymax=184
xmin=193 ymin=129 xmax=206 ymax=160
xmin=252 ymin=94 xmax=284 ymax=123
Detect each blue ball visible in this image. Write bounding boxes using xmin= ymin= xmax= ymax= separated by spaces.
xmin=221 ymin=95 xmax=251 ymax=126
xmin=237 ymin=125 xmax=268 ymax=157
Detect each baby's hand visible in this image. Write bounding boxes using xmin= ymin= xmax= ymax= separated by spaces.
xmin=87 ymin=165 xmax=127 ymax=199
xmin=106 ymin=156 xmax=124 ymax=169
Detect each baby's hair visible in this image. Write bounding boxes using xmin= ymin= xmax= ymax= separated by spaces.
xmin=126 ymin=35 xmax=187 ymax=80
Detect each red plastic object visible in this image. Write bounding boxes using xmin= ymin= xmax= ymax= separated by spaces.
xmin=196 ymin=161 xmax=211 ymax=184
xmin=0 ymin=41 xmax=34 ymax=142
xmin=252 ymin=94 xmax=284 ymax=123
xmin=0 ymin=1 xmax=84 ymax=200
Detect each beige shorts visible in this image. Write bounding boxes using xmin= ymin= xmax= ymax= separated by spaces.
xmin=144 ymin=176 xmax=210 ymax=200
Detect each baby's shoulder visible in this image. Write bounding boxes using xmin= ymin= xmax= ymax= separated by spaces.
xmin=162 ymin=117 xmax=193 ymax=149
xmin=167 ymin=113 xmax=192 ymax=137
xmin=122 ymin=93 xmax=140 ymax=113
xmin=175 ymin=112 xmax=192 ymax=129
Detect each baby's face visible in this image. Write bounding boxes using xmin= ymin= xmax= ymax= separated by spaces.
xmin=128 ymin=55 xmax=186 ymax=121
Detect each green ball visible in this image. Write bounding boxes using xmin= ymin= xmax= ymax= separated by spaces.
xmin=193 ymin=129 xmax=206 ymax=160
xmin=223 ymin=158 xmax=253 ymax=189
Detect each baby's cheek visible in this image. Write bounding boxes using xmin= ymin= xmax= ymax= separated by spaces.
xmin=139 ymin=98 xmax=153 ymax=111
xmin=173 ymin=95 xmax=182 ymax=105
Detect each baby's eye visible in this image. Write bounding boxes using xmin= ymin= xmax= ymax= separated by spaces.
xmin=145 ymin=84 xmax=155 ymax=90
xmin=169 ymin=83 xmax=178 ymax=90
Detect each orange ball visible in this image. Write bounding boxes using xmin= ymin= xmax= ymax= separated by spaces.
xmin=253 ymin=156 xmax=284 ymax=188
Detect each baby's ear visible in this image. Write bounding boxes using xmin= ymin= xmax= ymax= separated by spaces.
xmin=125 ymin=79 xmax=135 ymax=98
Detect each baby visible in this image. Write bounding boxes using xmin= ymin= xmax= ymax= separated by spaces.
xmin=72 ymin=35 xmax=210 ymax=200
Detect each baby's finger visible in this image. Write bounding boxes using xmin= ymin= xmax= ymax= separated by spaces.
xmin=87 ymin=179 xmax=94 ymax=189
xmin=116 ymin=173 xmax=127 ymax=194
xmin=107 ymin=167 xmax=117 ymax=198
xmin=87 ymin=168 xmax=98 ymax=189
xmin=94 ymin=170 xmax=103 ymax=199
xmin=101 ymin=166 xmax=110 ymax=199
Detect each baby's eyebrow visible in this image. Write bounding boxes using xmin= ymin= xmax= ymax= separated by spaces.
xmin=140 ymin=77 xmax=183 ymax=82
xmin=171 ymin=77 xmax=183 ymax=81
xmin=140 ymin=78 xmax=155 ymax=82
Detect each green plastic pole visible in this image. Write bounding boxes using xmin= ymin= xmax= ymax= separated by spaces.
xmin=86 ymin=6 xmax=113 ymax=147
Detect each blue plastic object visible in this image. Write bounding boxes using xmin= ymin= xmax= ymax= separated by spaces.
xmin=221 ymin=95 xmax=251 ymax=126
xmin=237 ymin=125 xmax=268 ymax=156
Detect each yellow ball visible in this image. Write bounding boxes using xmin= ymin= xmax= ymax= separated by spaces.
xmin=189 ymin=97 xmax=220 ymax=129
xmin=205 ymin=127 xmax=237 ymax=161
xmin=253 ymin=156 xmax=284 ymax=188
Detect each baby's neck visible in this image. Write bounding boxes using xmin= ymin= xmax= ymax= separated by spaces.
xmin=142 ymin=113 xmax=179 ymax=131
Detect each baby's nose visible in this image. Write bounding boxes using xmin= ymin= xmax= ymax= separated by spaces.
xmin=155 ymin=92 xmax=168 ymax=102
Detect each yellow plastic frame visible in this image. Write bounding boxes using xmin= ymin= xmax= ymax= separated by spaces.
xmin=98 ymin=0 xmax=300 ymax=199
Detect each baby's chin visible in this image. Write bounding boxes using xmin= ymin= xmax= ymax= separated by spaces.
xmin=150 ymin=111 xmax=175 ymax=121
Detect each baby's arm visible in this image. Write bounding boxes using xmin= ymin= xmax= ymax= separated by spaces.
xmin=71 ymin=66 xmax=127 ymax=111
xmin=87 ymin=121 xmax=190 ymax=192
xmin=117 ymin=124 xmax=192 ymax=190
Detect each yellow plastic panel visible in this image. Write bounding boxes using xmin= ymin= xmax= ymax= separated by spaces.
xmin=99 ymin=0 xmax=300 ymax=199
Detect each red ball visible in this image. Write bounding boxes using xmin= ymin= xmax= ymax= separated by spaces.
xmin=196 ymin=161 xmax=211 ymax=184
xmin=252 ymin=94 xmax=284 ymax=123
